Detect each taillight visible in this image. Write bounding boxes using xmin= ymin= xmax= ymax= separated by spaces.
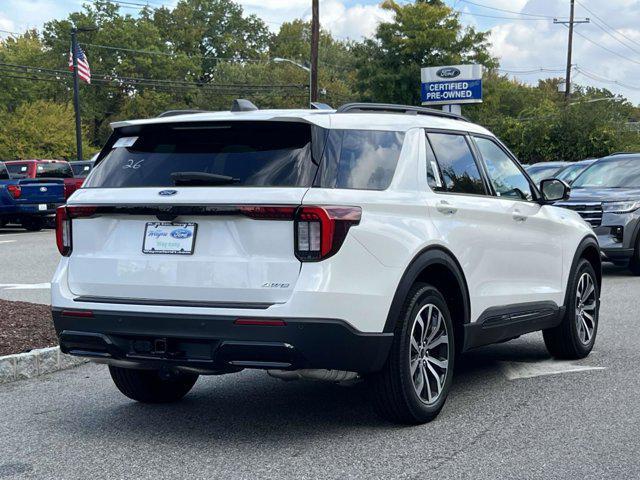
xmin=55 ymin=205 xmax=97 ymax=256
xmin=7 ymin=184 xmax=21 ymax=199
xmin=238 ymin=206 xmax=296 ymax=220
xmin=55 ymin=206 xmax=71 ymax=256
xmin=294 ymin=206 xmax=361 ymax=261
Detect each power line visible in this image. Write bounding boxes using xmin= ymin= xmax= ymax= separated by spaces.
xmin=456 ymin=0 xmax=555 ymax=19
xmin=496 ymin=66 xmax=567 ymax=75
xmin=571 ymin=28 xmax=640 ymax=67
xmin=0 ymin=62 xmax=308 ymax=93
xmin=574 ymin=66 xmax=640 ymax=91
xmin=585 ymin=18 xmax=640 ymax=57
xmin=453 ymin=9 xmax=549 ymax=21
xmin=575 ymin=0 xmax=640 ymax=50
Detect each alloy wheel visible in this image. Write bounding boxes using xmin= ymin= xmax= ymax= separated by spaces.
xmin=575 ymin=272 xmax=597 ymax=345
xmin=409 ymin=304 xmax=450 ymax=405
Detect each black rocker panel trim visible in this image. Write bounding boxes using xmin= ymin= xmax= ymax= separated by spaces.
xmin=463 ymin=301 xmax=563 ymax=351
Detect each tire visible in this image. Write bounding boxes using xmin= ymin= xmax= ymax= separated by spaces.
xmin=543 ymin=258 xmax=599 ymax=359
xmin=109 ymin=366 xmax=198 ymax=403
xmin=628 ymin=235 xmax=640 ymax=275
xmin=22 ymin=217 xmax=43 ymax=232
xmin=370 ymin=283 xmax=455 ymax=424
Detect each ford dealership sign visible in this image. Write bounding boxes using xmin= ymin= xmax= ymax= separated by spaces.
xmin=421 ymin=64 xmax=483 ymax=106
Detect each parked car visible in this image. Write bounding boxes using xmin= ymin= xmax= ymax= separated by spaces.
xmin=69 ymin=160 xmax=94 ymax=179
xmin=525 ymin=161 xmax=569 ymax=184
xmin=556 ymin=153 xmax=640 ymax=273
xmin=555 ymin=158 xmax=598 ymax=184
xmin=4 ymin=159 xmax=83 ymax=199
xmin=0 ymin=162 xmax=66 ymax=231
xmin=52 ymin=101 xmax=601 ymax=424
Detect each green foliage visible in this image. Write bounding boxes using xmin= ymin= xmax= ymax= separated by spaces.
xmin=0 ymin=0 xmax=638 ymax=162
xmin=0 ymin=100 xmax=96 ymax=160
xmin=354 ymin=0 xmax=497 ymax=105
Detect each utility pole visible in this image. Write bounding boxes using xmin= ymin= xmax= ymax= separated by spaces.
xmin=310 ymin=0 xmax=319 ymax=103
xmin=70 ymin=28 xmax=83 ymax=161
xmin=554 ymin=1 xmax=589 ymax=101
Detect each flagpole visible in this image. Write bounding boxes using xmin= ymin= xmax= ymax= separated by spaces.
xmin=71 ymin=28 xmax=83 ymax=162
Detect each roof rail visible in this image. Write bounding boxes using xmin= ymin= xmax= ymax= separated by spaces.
xmin=157 ymin=109 xmax=207 ymax=118
xmin=231 ymin=99 xmax=259 ymax=112
xmin=336 ymin=102 xmax=469 ymax=122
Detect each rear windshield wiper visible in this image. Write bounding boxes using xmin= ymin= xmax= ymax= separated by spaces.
xmin=170 ymin=172 xmax=241 ymax=186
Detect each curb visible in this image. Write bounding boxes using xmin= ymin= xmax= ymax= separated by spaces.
xmin=0 ymin=346 xmax=88 ymax=384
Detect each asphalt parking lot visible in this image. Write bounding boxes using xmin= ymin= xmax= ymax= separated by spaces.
xmin=0 ymin=231 xmax=639 ymax=478
xmin=0 ymin=228 xmax=57 ymax=305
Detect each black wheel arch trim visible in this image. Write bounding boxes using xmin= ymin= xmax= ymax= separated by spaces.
xmin=383 ymin=245 xmax=471 ymax=333
xmin=564 ymin=235 xmax=601 ymax=309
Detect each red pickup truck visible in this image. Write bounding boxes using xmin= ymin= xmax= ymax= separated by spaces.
xmin=4 ymin=160 xmax=84 ymax=199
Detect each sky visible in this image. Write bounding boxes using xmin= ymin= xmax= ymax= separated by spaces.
xmin=2 ymin=0 xmax=640 ymax=103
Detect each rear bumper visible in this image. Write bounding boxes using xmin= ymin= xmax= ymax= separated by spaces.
xmin=52 ymin=309 xmax=393 ymax=374
xmin=15 ymin=202 xmax=64 ymax=216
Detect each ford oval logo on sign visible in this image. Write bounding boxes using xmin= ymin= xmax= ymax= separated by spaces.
xmin=436 ymin=67 xmax=461 ymax=79
xmin=39 ymin=186 xmax=47 ymax=192
xmin=159 ymin=190 xmax=177 ymax=196
xmin=170 ymin=228 xmax=192 ymax=239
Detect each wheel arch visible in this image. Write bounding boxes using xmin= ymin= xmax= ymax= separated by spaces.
xmin=384 ymin=246 xmax=471 ymax=338
xmin=565 ymin=235 xmax=601 ymax=308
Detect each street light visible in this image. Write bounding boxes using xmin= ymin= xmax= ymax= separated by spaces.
xmin=272 ymin=57 xmax=312 ymax=107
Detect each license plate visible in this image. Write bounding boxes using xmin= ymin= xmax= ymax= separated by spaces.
xmin=142 ymin=222 xmax=197 ymax=255
xmin=38 ymin=204 xmax=47 ymax=211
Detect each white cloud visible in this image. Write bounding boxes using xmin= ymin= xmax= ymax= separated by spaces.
xmin=485 ymin=0 xmax=640 ymax=103
xmin=238 ymin=0 xmax=393 ymax=40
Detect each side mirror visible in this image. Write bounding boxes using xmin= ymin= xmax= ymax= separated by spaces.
xmin=540 ymin=178 xmax=570 ymax=203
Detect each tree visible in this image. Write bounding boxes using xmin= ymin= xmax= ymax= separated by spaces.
xmin=354 ymin=0 xmax=497 ymax=105
xmin=0 ymin=100 xmax=96 ymax=160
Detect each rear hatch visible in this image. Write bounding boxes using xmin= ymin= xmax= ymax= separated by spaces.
xmin=15 ymin=179 xmax=65 ymax=205
xmin=66 ymin=121 xmax=323 ymax=307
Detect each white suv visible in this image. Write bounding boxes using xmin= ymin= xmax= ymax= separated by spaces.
xmin=51 ymin=102 xmax=601 ymax=424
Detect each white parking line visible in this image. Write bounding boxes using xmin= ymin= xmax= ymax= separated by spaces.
xmin=0 ymin=283 xmax=51 ymax=290
xmin=0 ymin=240 xmax=16 ymax=244
xmin=500 ymin=359 xmax=605 ymax=380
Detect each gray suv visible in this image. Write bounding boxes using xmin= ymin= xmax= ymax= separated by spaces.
xmin=556 ymin=153 xmax=640 ymax=273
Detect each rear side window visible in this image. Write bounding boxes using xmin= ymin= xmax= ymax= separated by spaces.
xmin=316 ymin=130 xmax=404 ymax=190
xmin=35 ymin=163 xmax=73 ymax=179
xmin=427 ymin=133 xmax=486 ymax=195
xmin=85 ymin=122 xmax=321 ymax=188
xmin=0 ymin=164 xmax=9 ymax=180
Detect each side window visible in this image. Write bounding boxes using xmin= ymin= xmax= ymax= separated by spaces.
xmin=0 ymin=165 xmax=9 ymax=180
xmin=425 ymin=136 xmax=442 ymax=190
xmin=428 ymin=133 xmax=486 ymax=195
xmin=473 ymin=137 xmax=534 ymax=201
xmin=317 ymin=129 xmax=404 ymax=190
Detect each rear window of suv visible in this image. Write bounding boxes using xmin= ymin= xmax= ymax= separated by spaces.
xmin=85 ymin=122 xmax=323 ymax=188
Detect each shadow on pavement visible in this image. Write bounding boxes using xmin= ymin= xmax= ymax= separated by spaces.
xmin=56 ymin=335 xmax=550 ymax=441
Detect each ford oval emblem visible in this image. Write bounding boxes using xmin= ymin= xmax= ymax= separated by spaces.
xmin=437 ymin=67 xmax=461 ymax=79
xmin=39 ymin=186 xmax=47 ymax=192
xmin=170 ymin=228 xmax=192 ymax=239
xmin=159 ymin=190 xmax=177 ymax=196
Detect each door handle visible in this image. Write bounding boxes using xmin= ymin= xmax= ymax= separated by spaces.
xmin=512 ymin=209 xmax=527 ymax=222
xmin=436 ymin=200 xmax=457 ymax=215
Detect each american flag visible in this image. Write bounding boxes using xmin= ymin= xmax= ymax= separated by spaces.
xmin=68 ymin=45 xmax=91 ymax=84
